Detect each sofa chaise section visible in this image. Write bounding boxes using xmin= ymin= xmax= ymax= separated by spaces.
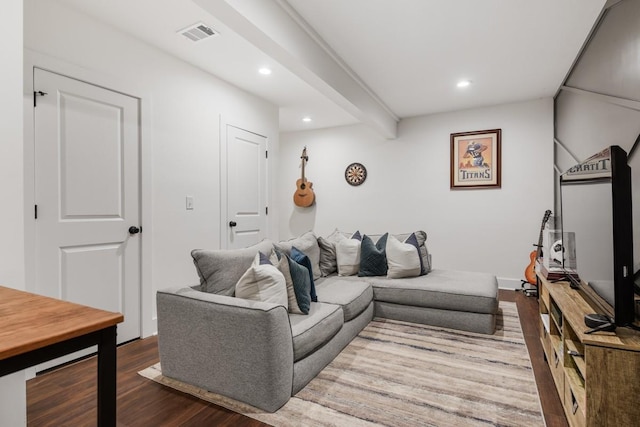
xmin=369 ymin=269 xmax=499 ymax=334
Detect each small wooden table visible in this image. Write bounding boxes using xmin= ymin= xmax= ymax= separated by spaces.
xmin=0 ymin=286 xmax=123 ymax=426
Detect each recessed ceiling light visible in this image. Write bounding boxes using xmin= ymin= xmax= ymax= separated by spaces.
xmin=302 ymin=116 xmax=312 ymax=123
xmin=258 ymin=67 xmax=272 ymax=75
xmin=457 ymin=80 xmax=471 ymax=88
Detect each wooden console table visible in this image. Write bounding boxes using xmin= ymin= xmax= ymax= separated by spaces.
xmin=0 ymin=286 xmax=123 ymax=426
xmin=537 ymin=275 xmax=640 ymax=426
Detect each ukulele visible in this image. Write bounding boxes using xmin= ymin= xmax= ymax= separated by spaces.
xmin=524 ymin=210 xmax=552 ymax=285
xmin=293 ymin=147 xmax=315 ymax=207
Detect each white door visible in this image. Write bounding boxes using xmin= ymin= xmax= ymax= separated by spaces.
xmin=34 ymin=68 xmax=141 ymax=352
xmin=226 ymin=125 xmax=267 ymax=249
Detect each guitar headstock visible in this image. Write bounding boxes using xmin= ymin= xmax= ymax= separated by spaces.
xmin=301 ymin=147 xmax=309 ymax=162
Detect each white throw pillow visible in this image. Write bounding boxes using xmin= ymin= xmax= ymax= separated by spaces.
xmin=235 ymin=252 xmax=288 ymax=308
xmin=336 ymin=235 xmax=361 ymax=276
xmin=386 ymin=234 xmax=422 ymax=278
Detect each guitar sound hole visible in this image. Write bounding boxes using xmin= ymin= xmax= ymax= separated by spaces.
xmin=300 ymin=183 xmax=306 ymax=189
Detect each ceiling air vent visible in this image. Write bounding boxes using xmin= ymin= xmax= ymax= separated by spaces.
xmin=178 ymin=22 xmax=219 ymax=42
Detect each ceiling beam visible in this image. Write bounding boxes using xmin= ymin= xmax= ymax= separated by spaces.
xmin=194 ymin=0 xmax=398 ymax=138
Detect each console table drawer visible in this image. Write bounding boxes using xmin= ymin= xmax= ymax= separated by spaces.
xmin=563 ymin=374 xmax=586 ymax=427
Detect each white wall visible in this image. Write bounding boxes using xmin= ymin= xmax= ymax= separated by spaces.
xmin=279 ymin=98 xmax=554 ymax=288
xmin=23 ymin=0 xmax=279 ymax=335
xmin=0 ymin=0 xmax=26 ymax=424
xmin=2 ymin=0 xmax=25 ymax=289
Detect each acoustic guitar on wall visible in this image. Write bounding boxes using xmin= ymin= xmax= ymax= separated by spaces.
xmin=293 ymin=147 xmax=315 ymax=207
xmin=524 ymin=209 xmax=552 ymax=285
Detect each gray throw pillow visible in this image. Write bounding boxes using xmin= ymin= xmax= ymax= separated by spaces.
xmin=413 ymin=230 xmax=432 ymax=274
xmin=317 ymin=229 xmax=347 ymax=276
xmin=358 ymin=233 xmax=388 ymax=277
xmin=191 ymin=239 xmax=274 ymax=295
xmin=274 ymin=231 xmax=322 ymax=280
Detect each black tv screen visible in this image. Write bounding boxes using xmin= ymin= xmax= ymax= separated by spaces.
xmin=560 ymin=146 xmax=636 ymax=327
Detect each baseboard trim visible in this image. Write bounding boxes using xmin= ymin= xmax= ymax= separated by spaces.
xmin=498 ymin=277 xmax=525 ymax=290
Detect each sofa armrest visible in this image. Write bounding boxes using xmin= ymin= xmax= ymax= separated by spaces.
xmin=156 ymin=286 xmax=294 ymax=412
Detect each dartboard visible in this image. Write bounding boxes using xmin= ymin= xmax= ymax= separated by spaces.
xmin=345 ymin=162 xmax=367 ymax=186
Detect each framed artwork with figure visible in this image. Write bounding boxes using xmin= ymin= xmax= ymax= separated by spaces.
xmin=450 ymin=129 xmax=501 ymax=189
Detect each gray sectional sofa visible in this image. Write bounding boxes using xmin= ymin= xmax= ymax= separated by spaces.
xmin=156 ymin=231 xmax=498 ymax=412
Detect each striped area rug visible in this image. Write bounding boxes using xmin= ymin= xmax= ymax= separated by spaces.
xmin=139 ymin=301 xmax=543 ymax=426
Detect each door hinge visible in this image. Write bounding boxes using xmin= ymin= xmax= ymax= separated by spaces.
xmin=265 ymin=150 xmax=268 ymax=159
xmin=34 ymin=205 xmax=38 ymax=219
xmin=265 ymin=206 xmax=268 ymax=215
xmin=33 ymin=91 xmax=48 ymax=107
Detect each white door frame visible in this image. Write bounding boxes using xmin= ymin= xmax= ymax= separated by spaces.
xmin=219 ymin=116 xmax=269 ymax=249
xmin=23 ymin=50 xmax=156 ymax=338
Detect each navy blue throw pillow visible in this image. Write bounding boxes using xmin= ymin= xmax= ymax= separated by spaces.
xmin=291 ymin=246 xmax=317 ymax=302
xmin=258 ymin=251 xmax=272 ymax=265
xmin=286 ymin=255 xmax=311 ymax=314
xmin=358 ymin=233 xmax=389 ymax=277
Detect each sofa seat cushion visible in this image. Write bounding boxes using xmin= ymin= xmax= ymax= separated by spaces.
xmin=289 ymin=303 xmax=343 ymax=362
xmin=315 ymin=278 xmax=373 ymax=322
xmin=367 ymin=269 xmax=498 ymax=315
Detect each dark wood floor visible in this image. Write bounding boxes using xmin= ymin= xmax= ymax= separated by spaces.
xmin=27 ymin=290 xmax=568 ymax=426
xmin=500 ymin=289 xmax=568 ymax=427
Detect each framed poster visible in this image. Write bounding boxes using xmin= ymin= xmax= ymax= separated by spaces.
xmin=450 ymin=129 xmax=501 ymax=189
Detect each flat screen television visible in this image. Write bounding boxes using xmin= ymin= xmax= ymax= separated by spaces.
xmin=559 ymin=145 xmax=637 ymax=328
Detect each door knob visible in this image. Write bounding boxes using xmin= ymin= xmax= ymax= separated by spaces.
xmin=229 ymin=221 xmax=237 ymax=227
xmin=128 ymin=226 xmax=141 ymax=235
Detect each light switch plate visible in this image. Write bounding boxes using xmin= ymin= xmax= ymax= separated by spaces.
xmin=186 ymin=196 xmax=194 ymax=210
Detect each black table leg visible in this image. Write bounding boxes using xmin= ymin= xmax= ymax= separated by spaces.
xmin=97 ymin=326 xmax=117 ymax=427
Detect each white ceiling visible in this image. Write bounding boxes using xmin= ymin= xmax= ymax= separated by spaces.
xmin=57 ymin=0 xmax=606 ymax=135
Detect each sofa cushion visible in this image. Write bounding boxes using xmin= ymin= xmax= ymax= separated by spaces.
xmin=368 ymin=269 xmax=499 ymax=314
xmin=317 ymin=229 xmax=347 ymax=276
xmin=336 ymin=232 xmax=362 ymax=276
xmin=289 ymin=303 xmax=343 ymax=361
xmin=359 ymin=233 xmax=388 ymax=277
xmin=386 ymin=234 xmax=422 ymax=278
xmin=275 ymin=231 xmax=322 ymax=281
xmin=191 ymin=239 xmax=274 ymax=295
xmin=235 ymin=252 xmax=288 ymax=308
xmin=315 ymin=278 xmax=373 ymax=322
